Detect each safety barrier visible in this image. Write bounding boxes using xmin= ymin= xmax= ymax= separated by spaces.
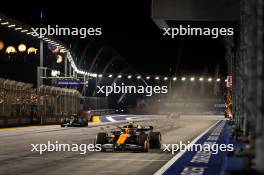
xmin=0 ymin=110 xmax=119 ymax=127
xmin=0 ymin=115 xmax=62 ymax=127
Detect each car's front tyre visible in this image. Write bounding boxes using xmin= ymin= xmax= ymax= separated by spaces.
xmin=138 ymin=134 xmax=150 ymax=152
xmin=149 ymin=132 xmax=162 ymax=149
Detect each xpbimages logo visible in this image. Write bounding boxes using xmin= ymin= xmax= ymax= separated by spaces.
xmin=162 ymin=142 xmax=234 ymax=155
xmin=163 ymin=25 xmax=234 ymax=39
xmin=31 ymin=25 xmax=102 ymax=38
xmin=97 ymin=83 xmax=168 ymax=96
xmin=30 ymin=141 xmax=102 ymax=155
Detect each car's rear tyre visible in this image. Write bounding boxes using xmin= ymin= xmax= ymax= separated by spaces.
xmin=84 ymin=118 xmax=88 ymax=126
xmin=78 ymin=118 xmax=87 ymax=127
xmin=95 ymin=133 xmax=108 ymax=151
xmin=60 ymin=118 xmax=66 ymax=127
xmin=138 ymin=134 xmax=150 ymax=152
xmin=149 ymin=132 xmax=162 ymax=149
xmin=96 ymin=133 xmax=107 ymax=144
xmin=83 ymin=118 xmax=88 ymax=126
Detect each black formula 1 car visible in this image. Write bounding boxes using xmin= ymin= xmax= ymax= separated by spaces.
xmin=60 ymin=115 xmax=88 ymax=127
xmin=95 ymin=122 xmax=161 ymax=152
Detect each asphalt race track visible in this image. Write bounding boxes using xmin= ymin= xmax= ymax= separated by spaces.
xmin=0 ymin=115 xmax=223 ymax=175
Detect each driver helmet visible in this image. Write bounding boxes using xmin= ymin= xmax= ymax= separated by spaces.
xmin=125 ymin=127 xmax=131 ymax=134
xmin=126 ymin=121 xmax=133 ymax=128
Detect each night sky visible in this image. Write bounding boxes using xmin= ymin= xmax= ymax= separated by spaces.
xmin=0 ymin=0 xmax=228 ymax=85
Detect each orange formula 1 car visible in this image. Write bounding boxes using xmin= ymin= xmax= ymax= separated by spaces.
xmin=95 ymin=121 xmax=161 ymax=152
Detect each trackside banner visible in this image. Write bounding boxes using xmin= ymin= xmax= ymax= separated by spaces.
xmin=163 ymin=120 xmax=228 ymax=175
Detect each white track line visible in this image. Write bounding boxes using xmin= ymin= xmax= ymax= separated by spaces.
xmin=0 ymin=155 xmax=169 ymax=162
xmin=154 ymin=120 xmax=222 ymax=175
xmin=126 ymin=117 xmax=136 ymax=120
xmin=105 ymin=116 xmax=116 ymax=122
xmin=76 ymin=158 xmax=169 ymax=162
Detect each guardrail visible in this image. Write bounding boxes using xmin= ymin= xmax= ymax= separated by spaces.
xmin=86 ymin=109 xmax=114 ymax=116
xmin=0 ymin=115 xmax=61 ymax=127
xmin=0 ymin=109 xmax=115 ymax=127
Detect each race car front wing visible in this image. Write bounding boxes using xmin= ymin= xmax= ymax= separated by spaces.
xmin=101 ymin=143 xmax=144 ymax=151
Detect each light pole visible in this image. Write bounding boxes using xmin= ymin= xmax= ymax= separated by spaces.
xmin=37 ymin=11 xmax=44 ymax=124
xmin=37 ymin=39 xmax=44 ymax=89
xmin=64 ymin=54 xmax=68 ymax=77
